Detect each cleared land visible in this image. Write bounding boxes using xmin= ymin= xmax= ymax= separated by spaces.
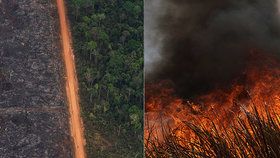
xmin=0 ymin=0 xmax=73 ymax=157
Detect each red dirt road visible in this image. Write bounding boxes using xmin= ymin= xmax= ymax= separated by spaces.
xmin=57 ymin=0 xmax=86 ymax=157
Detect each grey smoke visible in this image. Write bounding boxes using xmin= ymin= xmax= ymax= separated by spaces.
xmin=145 ymin=0 xmax=280 ymax=97
xmin=144 ymin=0 xmax=165 ymax=76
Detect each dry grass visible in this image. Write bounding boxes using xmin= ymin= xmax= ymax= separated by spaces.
xmin=145 ymin=107 xmax=280 ymax=158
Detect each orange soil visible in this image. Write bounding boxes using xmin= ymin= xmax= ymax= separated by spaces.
xmin=57 ymin=0 xmax=86 ymax=157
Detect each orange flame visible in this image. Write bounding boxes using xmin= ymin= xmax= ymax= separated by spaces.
xmin=145 ymin=50 xmax=280 ymax=142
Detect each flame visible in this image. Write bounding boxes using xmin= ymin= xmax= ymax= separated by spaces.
xmin=145 ymin=50 xmax=280 ymax=142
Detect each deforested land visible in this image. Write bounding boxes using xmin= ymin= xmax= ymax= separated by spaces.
xmin=0 ymin=0 xmax=73 ymax=157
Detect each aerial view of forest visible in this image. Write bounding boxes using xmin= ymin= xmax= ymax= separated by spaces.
xmin=67 ymin=0 xmax=143 ymax=157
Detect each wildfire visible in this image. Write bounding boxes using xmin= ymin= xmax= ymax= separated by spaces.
xmin=145 ymin=50 xmax=280 ymax=142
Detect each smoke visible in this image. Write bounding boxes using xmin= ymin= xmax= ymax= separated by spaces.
xmin=145 ymin=0 xmax=280 ymax=97
xmin=144 ymin=0 xmax=165 ymax=76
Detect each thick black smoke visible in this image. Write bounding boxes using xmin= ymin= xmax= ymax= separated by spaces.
xmin=146 ymin=0 xmax=280 ymax=98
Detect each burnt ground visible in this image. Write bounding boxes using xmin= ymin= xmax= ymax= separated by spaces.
xmin=0 ymin=0 xmax=73 ymax=157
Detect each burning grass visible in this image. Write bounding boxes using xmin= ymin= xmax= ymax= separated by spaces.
xmin=145 ymin=107 xmax=280 ymax=158
xmin=145 ymin=51 xmax=280 ymax=157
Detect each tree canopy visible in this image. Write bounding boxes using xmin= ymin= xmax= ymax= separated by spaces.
xmin=68 ymin=0 xmax=143 ymax=157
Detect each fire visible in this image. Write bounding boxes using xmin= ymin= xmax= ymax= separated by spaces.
xmin=145 ymin=50 xmax=280 ymax=142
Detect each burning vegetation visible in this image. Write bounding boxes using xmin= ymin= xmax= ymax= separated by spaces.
xmin=145 ymin=0 xmax=280 ymax=157
xmin=145 ymin=51 xmax=280 ymax=146
xmin=145 ymin=50 xmax=280 ymax=157
xmin=145 ymin=106 xmax=280 ymax=157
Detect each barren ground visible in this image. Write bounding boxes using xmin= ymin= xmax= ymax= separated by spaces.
xmin=0 ymin=0 xmax=73 ymax=157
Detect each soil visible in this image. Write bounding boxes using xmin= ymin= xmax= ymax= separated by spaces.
xmin=0 ymin=0 xmax=73 ymax=157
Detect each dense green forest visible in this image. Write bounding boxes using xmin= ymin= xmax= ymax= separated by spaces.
xmin=67 ymin=0 xmax=143 ymax=157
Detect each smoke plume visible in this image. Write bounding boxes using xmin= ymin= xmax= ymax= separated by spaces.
xmin=145 ymin=0 xmax=280 ymax=98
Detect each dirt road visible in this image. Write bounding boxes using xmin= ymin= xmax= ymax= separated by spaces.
xmin=57 ymin=0 xmax=86 ymax=157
